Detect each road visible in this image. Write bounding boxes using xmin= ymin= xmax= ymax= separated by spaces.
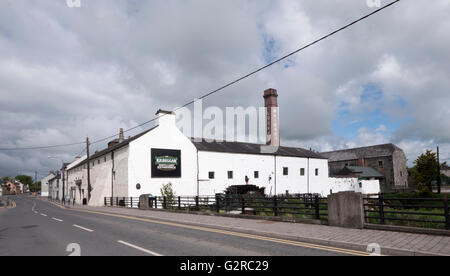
xmin=0 ymin=195 xmax=363 ymax=256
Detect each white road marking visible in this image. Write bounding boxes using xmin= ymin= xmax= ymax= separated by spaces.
xmin=117 ymin=240 xmax=163 ymax=256
xmin=52 ymin=217 xmax=63 ymax=222
xmin=40 ymin=213 xmax=47 ymax=217
xmin=32 ymin=202 xmax=36 ymax=212
xmin=73 ymin=224 xmax=94 ymax=232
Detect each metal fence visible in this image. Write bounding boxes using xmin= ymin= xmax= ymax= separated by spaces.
xmin=364 ymin=194 xmax=450 ymax=230
xmin=104 ymin=197 xmax=140 ymax=209
xmin=104 ymin=194 xmax=328 ymax=220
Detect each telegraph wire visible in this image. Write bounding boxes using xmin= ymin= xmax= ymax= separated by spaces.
xmin=0 ymin=0 xmax=402 ymax=150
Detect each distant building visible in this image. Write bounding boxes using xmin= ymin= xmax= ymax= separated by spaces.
xmin=321 ymin=144 xmax=409 ymax=192
xmin=40 ymin=172 xmax=55 ymax=197
xmin=442 ymin=164 xmax=450 ymax=178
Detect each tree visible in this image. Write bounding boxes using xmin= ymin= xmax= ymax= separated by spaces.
xmin=160 ymin=182 xmax=176 ymax=207
xmin=1 ymin=176 xmax=11 ymax=182
xmin=411 ymin=150 xmax=441 ymax=192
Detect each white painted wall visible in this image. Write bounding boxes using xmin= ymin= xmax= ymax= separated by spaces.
xmin=198 ymin=151 xmax=274 ymax=195
xmin=128 ymin=114 xmax=198 ymax=198
xmin=40 ymin=174 xmax=54 ymax=197
xmin=328 ymin=177 xmax=380 ymax=196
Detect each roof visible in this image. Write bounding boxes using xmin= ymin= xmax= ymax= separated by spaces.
xmin=191 ymin=139 xmax=327 ymax=159
xmin=334 ymin=166 xmax=384 ymax=178
xmin=70 ymin=126 xmax=158 ymax=170
xmin=66 ymin=155 xmax=87 ymax=170
xmin=321 ymin=143 xmax=402 ymax=162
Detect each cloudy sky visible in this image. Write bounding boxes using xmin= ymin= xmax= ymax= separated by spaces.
xmin=0 ymin=0 xmax=449 ymax=178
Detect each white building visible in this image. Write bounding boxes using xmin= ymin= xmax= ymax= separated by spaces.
xmin=48 ymin=174 xmax=60 ymax=201
xmin=67 ymin=89 xmax=330 ymax=206
xmin=40 ymin=172 xmax=55 ymax=197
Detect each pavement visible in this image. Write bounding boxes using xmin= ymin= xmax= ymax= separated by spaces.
xmin=48 ymin=198 xmax=450 ymax=256
xmin=0 ymin=195 xmax=369 ymax=256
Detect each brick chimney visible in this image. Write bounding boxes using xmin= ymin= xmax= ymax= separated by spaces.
xmin=263 ymin=88 xmax=280 ymax=147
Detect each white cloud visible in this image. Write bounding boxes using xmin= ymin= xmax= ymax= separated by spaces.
xmin=0 ymin=0 xmax=450 ymax=176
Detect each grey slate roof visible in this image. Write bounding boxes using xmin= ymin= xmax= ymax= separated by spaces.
xmin=70 ymin=126 xmax=159 ymax=170
xmin=321 ymin=143 xmax=401 ymax=162
xmin=191 ymin=139 xmax=327 ymax=159
xmin=343 ymin=166 xmax=384 ymax=178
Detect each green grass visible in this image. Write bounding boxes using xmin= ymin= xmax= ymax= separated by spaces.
xmin=366 ymin=192 xmax=450 ymax=230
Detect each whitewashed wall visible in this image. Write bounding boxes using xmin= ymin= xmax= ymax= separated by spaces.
xmin=40 ymin=174 xmax=54 ymax=197
xmin=198 ymin=152 xmax=274 ymax=195
xmin=328 ymin=177 xmax=380 ymax=196
xmin=128 ymin=114 xmax=198 ymax=198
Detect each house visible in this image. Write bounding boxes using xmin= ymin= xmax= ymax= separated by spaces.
xmin=4 ymin=181 xmax=18 ymax=195
xmin=40 ymin=172 xmax=55 ymax=197
xmin=48 ymin=174 xmax=60 ymax=201
xmin=66 ymin=89 xmax=330 ymax=206
xmin=441 ymin=164 xmax=450 ymax=178
xmin=321 ymin=144 xmax=408 ymax=192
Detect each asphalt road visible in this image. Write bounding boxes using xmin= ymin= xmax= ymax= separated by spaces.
xmin=0 ymin=195 xmax=359 ymax=256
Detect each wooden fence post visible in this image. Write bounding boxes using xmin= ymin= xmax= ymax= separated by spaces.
xmin=314 ymin=195 xmax=320 ymax=219
xmin=273 ymin=196 xmax=278 ymax=216
xmin=379 ymin=194 xmax=385 ymax=225
xmin=444 ymin=196 xmax=450 ymax=230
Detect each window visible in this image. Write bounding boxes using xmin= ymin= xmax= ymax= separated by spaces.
xmin=254 ymin=171 xmax=259 ymax=179
xmin=315 ymin=168 xmax=319 ymax=176
xmin=300 ymin=168 xmax=305 ymax=176
xmin=345 ymin=163 xmax=349 ymax=167
xmin=359 ymin=182 xmax=362 ymax=188
xmin=227 ymin=171 xmax=233 ymax=179
xmin=283 ymin=167 xmax=288 ymax=176
xmin=104 ymin=156 xmax=107 ymax=162
xmin=98 ymin=159 xmax=100 ymax=165
xmin=209 ymin=172 xmax=215 ymax=179
xmin=378 ymin=161 xmax=383 ymax=168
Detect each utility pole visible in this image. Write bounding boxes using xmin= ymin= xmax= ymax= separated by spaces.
xmin=86 ymin=137 xmax=91 ymax=203
xmin=438 ymin=146 xmax=442 ymax=194
xmin=34 ymin=171 xmax=37 ymax=195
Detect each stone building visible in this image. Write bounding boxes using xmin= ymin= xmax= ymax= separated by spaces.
xmin=321 ymin=144 xmax=408 ymax=192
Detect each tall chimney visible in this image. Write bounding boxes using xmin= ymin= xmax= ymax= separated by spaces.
xmin=264 ymin=88 xmax=280 ymax=147
xmin=119 ymin=128 xmax=124 ymax=143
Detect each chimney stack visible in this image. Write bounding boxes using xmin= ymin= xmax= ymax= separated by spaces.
xmin=119 ymin=128 xmax=125 ymax=143
xmin=264 ymin=88 xmax=280 ymax=147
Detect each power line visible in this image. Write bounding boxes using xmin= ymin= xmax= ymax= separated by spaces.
xmin=92 ymin=0 xmax=401 ymax=144
xmin=0 ymin=0 xmax=402 ymax=151
xmin=0 ymin=141 xmax=85 ymax=151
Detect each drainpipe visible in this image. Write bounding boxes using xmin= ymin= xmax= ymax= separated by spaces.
xmin=111 ymin=151 xmax=115 ymax=197
xmin=274 ymin=155 xmax=277 ymax=196
xmin=196 ymin=149 xmax=200 ymax=197
xmin=307 ymin=158 xmax=310 ymax=194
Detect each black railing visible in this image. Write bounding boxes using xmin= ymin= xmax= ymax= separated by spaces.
xmin=104 ymin=194 xmax=328 ymax=220
xmin=104 ymin=197 xmax=140 ymax=209
xmin=364 ymin=195 xmax=450 ymax=230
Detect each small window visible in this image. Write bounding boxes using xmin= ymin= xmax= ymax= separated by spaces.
xmin=104 ymin=156 xmax=107 ymax=162
xmin=300 ymin=168 xmax=305 ymax=176
xmin=359 ymin=182 xmax=362 ymax=188
xmin=283 ymin=167 xmax=288 ymax=176
xmin=254 ymin=171 xmax=259 ymax=179
xmin=227 ymin=171 xmax=233 ymax=179
xmin=378 ymin=161 xmax=383 ymax=168
xmin=315 ymin=168 xmax=319 ymax=176
xmin=98 ymin=160 xmax=100 ymax=165
xmin=345 ymin=163 xmax=349 ymax=167
xmin=209 ymin=172 xmax=215 ymax=179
